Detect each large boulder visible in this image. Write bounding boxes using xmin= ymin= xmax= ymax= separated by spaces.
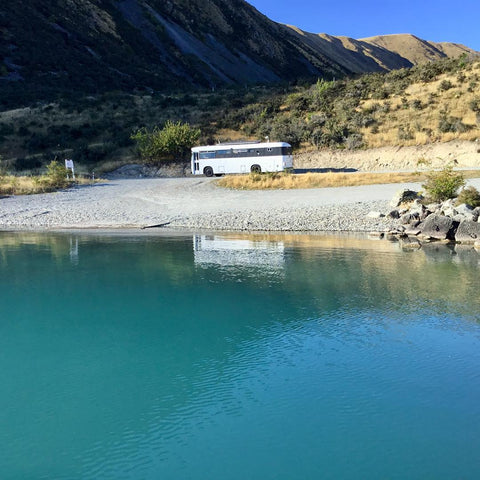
xmin=390 ymin=189 xmax=422 ymax=208
xmin=420 ymin=214 xmax=455 ymax=240
xmin=454 ymin=220 xmax=480 ymax=243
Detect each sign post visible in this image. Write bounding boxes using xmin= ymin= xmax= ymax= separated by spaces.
xmin=65 ymin=159 xmax=75 ymax=180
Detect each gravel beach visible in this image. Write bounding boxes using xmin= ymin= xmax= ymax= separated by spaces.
xmin=2 ymin=177 xmax=479 ymax=232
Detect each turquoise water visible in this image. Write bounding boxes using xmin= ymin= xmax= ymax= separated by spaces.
xmin=1 ymin=232 xmax=480 ymax=480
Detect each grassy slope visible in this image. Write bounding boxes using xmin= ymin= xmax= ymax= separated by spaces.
xmin=0 ymin=57 xmax=479 ymax=175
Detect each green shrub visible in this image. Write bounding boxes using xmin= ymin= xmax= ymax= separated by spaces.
xmin=422 ymin=164 xmax=465 ymax=201
xmin=456 ymin=186 xmax=480 ymax=207
xmin=131 ymin=120 xmax=200 ymax=164
xmin=44 ymin=160 xmax=71 ymax=189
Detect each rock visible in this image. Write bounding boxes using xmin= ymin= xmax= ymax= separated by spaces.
xmin=390 ymin=189 xmax=422 ymax=208
xmin=366 ymin=211 xmax=385 ymax=218
xmin=455 ymin=220 xmax=480 ymax=243
xmin=404 ymin=226 xmax=422 ymax=236
xmin=388 ymin=209 xmax=400 ymax=219
xmin=453 ymin=213 xmax=475 ymax=223
xmin=420 ymin=214 xmax=455 ymax=240
xmin=426 ymin=203 xmax=441 ymax=213
xmin=440 ymin=199 xmax=457 ymax=217
xmin=474 ymin=240 xmax=480 ymax=250
xmin=473 ymin=207 xmax=480 ymax=222
xmin=409 ymin=217 xmax=421 ymax=227
xmin=455 ymin=203 xmax=474 ymax=215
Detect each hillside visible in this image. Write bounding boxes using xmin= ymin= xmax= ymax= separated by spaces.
xmin=1 ymin=56 xmax=479 ymax=176
xmin=0 ymin=0 xmax=477 ymax=108
xmin=359 ymin=34 xmax=474 ymax=65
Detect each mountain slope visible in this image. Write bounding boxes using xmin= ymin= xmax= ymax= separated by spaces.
xmin=359 ymin=34 xmax=474 ymax=65
xmin=0 ymin=0 xmax=477 ymax=107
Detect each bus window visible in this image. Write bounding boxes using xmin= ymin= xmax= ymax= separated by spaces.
xmin=199 ymin=151 xmax=216 ymax=159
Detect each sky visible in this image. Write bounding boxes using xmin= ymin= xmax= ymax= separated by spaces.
xmin=247 ymin=0 xmax=480 ymax=51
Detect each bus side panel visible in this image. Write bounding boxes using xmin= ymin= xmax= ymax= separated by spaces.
xmin=193 ymin=154 xmax=293 ymax=175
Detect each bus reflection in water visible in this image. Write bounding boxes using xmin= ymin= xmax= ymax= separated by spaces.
xmin=193 ymin=235 xmax=285 ymax=270
xmin=191 ymin=141 xmax=293 ymax=177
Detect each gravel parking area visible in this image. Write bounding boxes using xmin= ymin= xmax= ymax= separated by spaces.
xmin=0 ymin=176 xmax=467 ymax=232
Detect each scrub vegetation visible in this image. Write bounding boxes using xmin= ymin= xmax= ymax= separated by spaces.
xmin=0 ymin=56 xmax=479 ymax=177
xmin=217 ymin=169 xmax=480 ymax=191
xmin=130 ymin=121 xmax=200 ymax=165
xmin=217 ymin=171 xmax=423 ymax=190
xmin=0 ymin=159 xmax=95 ymax=195
xmin=421 ymin=164 xmax=466 ymax=201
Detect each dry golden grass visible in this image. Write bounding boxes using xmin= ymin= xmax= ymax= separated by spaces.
xmin=217 ymin=170 xmax=480 ymax=190
xmin=357 ymin=69 xmax=480 ymax=149
xmin=0 ymin=175 xmax=99 ymax=195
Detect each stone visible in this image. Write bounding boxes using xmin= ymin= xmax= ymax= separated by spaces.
xmin=390 ymin=189 xmax=422 ymax=208
xmin=426 ymin=203 xmax=441 ymax=213
xmin=409 ymin=199 xmax=425 ymax=213
xmin=388 ymin=210 xmax=400 ymax=219
xmin=420 ymin=214 xmax=455 ymax=240
xmin=453 ymin=213 xmax=475 ymax=223
xmin=366 ymin=211 xmax=385 ymax=219
xmin=455 ymin=203 xmax=474 ymax=215
xmin=454 ymin=220 xmax=480 ymax=244
xmin=404 ymin=226 xmax=422 ymax=236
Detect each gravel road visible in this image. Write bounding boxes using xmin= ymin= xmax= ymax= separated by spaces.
xmin=3 ymin=177 xmax=477 ymax=232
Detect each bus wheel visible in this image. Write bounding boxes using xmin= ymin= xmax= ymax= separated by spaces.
xmin=204 ymin=166 xmax=214 ymax=177
xmin=251 ymin=164 xmax=261 ymax=173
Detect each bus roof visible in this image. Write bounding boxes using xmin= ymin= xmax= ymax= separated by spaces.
xmin=191 ymin=142 xmax=291 ymax=152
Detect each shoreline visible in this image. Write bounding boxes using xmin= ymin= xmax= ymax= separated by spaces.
xmin=2 ymin=177 xmax=480 ymax=234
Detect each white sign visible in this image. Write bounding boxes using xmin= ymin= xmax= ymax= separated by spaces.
xmin=65 ymin=159 xmax=75 ymax=179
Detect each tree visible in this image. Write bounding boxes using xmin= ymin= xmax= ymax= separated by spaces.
xmin=131 ymin=121 xmax=200 ymax=164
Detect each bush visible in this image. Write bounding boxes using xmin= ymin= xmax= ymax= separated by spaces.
xmin=43 ymin=160 xmax=71 ymax=189
xmin=131 ymin=120 xmax=200 ymax=164
xmin=438 ymin=80 xmax=453 ymax=91
xmin=438 ymin=115 xmax=469 ymax=133
xmin=422 ymin=164 xmax=465 ymax=201
xmin=397 ymin=126 xmax=414 ymax=140
xmin=456 ymin=186 xmax=480 ymax=207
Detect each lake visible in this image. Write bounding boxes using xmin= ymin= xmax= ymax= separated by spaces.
xmin=1 ymin=231 xmax=479 ymax=479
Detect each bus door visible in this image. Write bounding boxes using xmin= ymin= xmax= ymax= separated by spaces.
xmin=193 ymin=152 xmax=200 ymax=173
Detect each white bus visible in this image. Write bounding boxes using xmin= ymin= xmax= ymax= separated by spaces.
xmin=191 ymin=141 xmax=293 ymax=177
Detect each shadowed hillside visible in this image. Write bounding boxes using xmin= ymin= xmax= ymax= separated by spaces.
xmin=0 ymin=0 xmax=477 ymax=108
